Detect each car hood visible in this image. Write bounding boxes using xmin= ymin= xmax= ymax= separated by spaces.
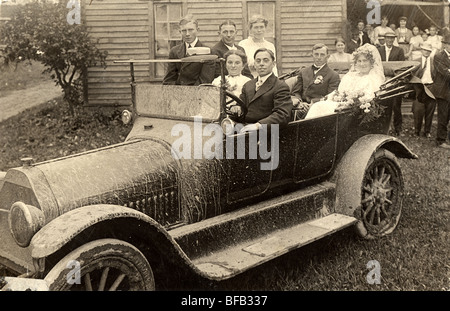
xmin=0 ymin=138 xmax=180 ymax=223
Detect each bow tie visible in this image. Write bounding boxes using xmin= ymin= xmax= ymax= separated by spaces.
xmin=312 ymin=65 xmax=321 ymax=71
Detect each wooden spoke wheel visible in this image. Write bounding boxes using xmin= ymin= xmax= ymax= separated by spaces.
xmin=357 ymin=149 xmax=404 ymax=239
xmin=45 ymin=239 xmax=155 ymax=291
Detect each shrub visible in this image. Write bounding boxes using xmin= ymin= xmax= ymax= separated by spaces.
xmin=1 ymin=0 xmax=107 ymax=114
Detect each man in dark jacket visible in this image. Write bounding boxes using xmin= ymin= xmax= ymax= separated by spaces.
xmin=357 ymin=20 xmax=371 ymax=46
xmin=378 ymin=30 xmax=406 ymax=136
xmin=290 ymin=43 xmax=340 ymax=114
xmin=233 ymin=48 xmax=293 ymax=132
xmin=432 ymin=34 xmax=450 ymax=148
xmin=163 ymin=15 xmax=215 ymax=85
xmin=211 ymin=20 xmax=252 ymax=79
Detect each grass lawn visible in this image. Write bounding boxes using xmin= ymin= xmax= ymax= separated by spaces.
xmin=0 ymin=98 xmax=448 ymax=291
xmin=0 ymin=61 xmax=54 ymax=98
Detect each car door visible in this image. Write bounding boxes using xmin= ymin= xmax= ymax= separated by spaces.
xmin=293 ymin=114 xmax=338 ymax=183
xmin=224 ymin=129 xmax=273 ymax=204
xmin=224 ymin=124 xmax=297 ymax=205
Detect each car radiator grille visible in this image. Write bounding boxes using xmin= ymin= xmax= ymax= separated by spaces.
xmin=123 ymin=190 xmax=179 ymax=226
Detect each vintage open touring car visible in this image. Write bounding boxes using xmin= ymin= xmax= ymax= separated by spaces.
xmin=0 ymin=54 xmax=419 ymax=290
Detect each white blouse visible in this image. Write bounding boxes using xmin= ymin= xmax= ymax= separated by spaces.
xmin=212 ymin=74 xmax=251 ymax=97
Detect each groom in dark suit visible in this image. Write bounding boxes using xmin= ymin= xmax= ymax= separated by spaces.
xmin=234 ymin=48 xmax=292 ymax=132
xmin=163 ymin=15 xmax=215 ymax=85
xmin=290 ymin=43 xmax=340 ymax=109
xmin=378 ymin=30 xmax=406 ymax=136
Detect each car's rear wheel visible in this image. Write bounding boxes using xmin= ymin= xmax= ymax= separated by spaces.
xmin=44 ymin=238 xmax=155 ymax=291
xmin=356 ymin=149 xmax=404 ymax=239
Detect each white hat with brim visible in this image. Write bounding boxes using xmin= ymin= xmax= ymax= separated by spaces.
xmin=420 ymin=42 xmax=433 ymax=52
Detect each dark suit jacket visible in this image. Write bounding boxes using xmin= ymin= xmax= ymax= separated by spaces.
xmin=377 ymin=45 xmax=405 ymax=62
xmin=358 ymin=31 xmax=371 ymax=46
xmin=347 ymin=39 xmax=359 ymax=54
xmin=210 ymin=41 xmax=253 ymax=79
xmin=239 ymin=73 xmax=293 ymax=128
xmin=432 ymin=50 xmax=450 ymax=101
xmin=290 ymin=64 xmax=340 ymax=103
xmin=162 ymin=40 xmax=215 ymax=85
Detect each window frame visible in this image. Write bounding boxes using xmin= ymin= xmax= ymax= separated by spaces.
xmin=150 ymin=1 xmax=185 ymax=81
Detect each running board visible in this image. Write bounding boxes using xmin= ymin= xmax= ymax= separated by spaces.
xmin=192 ymin=213 xmax=357 ymax=280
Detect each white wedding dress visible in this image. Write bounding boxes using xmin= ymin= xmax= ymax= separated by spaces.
xmin=305 ymin=44 xmax=385 ymax=119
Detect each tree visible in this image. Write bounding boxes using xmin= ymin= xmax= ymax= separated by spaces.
xmin=1 ymin=0 xmax=107 ymax=114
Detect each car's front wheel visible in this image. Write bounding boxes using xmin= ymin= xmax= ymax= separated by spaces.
xmin=44 ymin=238 xmax=155 ymax=291
xmin=355 ymin=149 xmax=404 ymax=239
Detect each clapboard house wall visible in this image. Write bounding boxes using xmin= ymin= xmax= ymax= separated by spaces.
xmin=83 ymin=0 xmax=347 ymax=108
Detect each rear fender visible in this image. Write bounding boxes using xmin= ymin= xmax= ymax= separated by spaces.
xmin=335 ymin=134 xmax=417 ymax=216
xmin=29 ymin=204 xmax=193 ymax=275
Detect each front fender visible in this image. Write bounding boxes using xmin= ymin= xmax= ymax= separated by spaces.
xmin=0 ymin=171 xmax=6 ymax=192
xmin=30 ymin=204 xmax=182 ymax=260
xmin=335 ymin=134 xmax=417 ymax=216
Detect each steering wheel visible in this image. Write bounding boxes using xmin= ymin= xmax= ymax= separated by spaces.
xmin=198 ymin=84 xmax=244 ymax=117
xmin=224 ymin=90 xmax=245 ymax=117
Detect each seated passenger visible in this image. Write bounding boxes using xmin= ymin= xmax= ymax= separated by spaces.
xmin=162 ymin=15 xmax=215 ymax=85
xmin=212 ymin=49 xmax=251 ymax=97
xmin=305 ymin=44 xmax=385 ymax=119
xmin=231 ymin=48 xmax=293 ymax=132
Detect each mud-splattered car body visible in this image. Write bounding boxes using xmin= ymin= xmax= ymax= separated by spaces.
xmin=0 ymin=58 xmax=418 ymax=290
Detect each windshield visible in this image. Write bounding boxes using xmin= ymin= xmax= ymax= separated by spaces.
xmin=135 ymin=84 xmax=221 ymax=121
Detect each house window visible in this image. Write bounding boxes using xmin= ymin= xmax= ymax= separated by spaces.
xmin=247 ymin=1 xmax=276 ymax=45
xmin=154 ymin=3 xmax=183 ymax=78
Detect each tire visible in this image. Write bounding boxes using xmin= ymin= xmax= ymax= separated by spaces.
xmin=44 ymin=239 xmax=155 ymax=291
xmin=355 ymin=149 xmax=404 ymax=239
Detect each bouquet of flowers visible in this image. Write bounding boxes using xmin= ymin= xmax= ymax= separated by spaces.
xmin=328 ymin=90 xmax=385 ymax=124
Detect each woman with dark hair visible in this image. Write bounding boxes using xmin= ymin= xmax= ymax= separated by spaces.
xmin=328 ymin=37 xmax=353 ymax=63
xmin=212 ymin=49 xmax=251 ymax=96
xmin=396 ymin=16 xmax=413 ymax=55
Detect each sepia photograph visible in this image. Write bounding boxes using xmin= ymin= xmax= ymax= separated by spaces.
xmin=0 ymin=0 xmax=449 ymax=299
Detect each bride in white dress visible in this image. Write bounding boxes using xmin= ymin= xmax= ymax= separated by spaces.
xmin=305 ymin=44 xmax=385 ymax=119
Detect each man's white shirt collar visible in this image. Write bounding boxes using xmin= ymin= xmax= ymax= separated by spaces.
xmin=224 ymin=43 xmax=237 ymax=50
xmin=185 ymin=38 xmax=199 ymax=49
xmin=258 ymin=73 xmax=271 ymax=84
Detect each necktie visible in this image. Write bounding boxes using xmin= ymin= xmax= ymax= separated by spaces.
xmin=255 ymin=79 xmax=263 ymax=91
xmin=312 ymin=65 xmax=320 ymax=74
xmin=185 ymin=44 xmax=192 ymax=56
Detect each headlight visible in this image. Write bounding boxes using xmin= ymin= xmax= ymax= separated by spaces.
xmin=221 ymin=117 xmax=236 ymax=136
xmin=121 ymin=110 xmax=132 ymax=125
xmin=8 ymin=202 xmax=45 ymax=247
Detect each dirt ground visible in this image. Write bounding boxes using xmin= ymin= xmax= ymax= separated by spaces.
xmin=0 ymin=80 xmax=62 ymax=122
